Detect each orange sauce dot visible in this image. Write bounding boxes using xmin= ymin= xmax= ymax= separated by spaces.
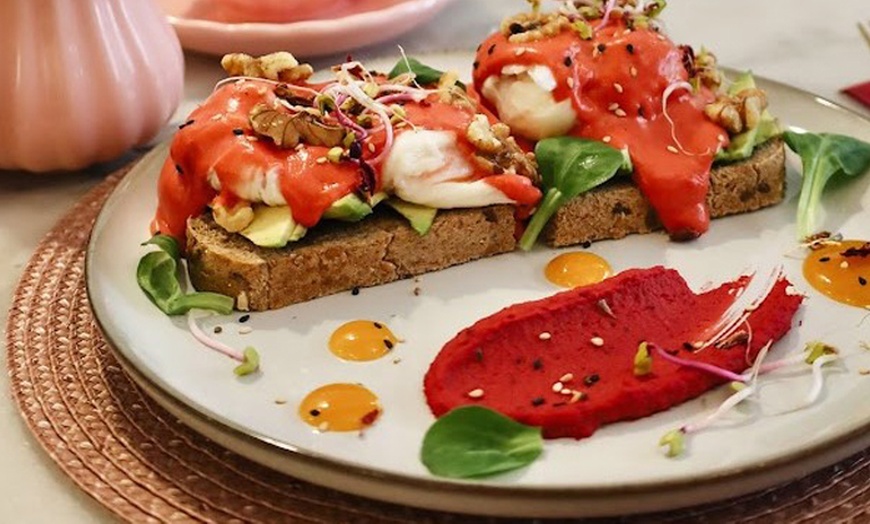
xmin=298 ymin=383 xmax=381 ymax=432
xmin=803 ymin=240 xmax=870 ymax=308
xmin=545 ymin=252 xmax=613 ymax=288
xmin=329 ymin=320 xmax=399 ymax=361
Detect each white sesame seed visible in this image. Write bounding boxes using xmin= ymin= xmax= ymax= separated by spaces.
xmin=274 ymin=399 xmax=287 ymax=405
xmin=560 ymin=389 xmax=573 ymax=396
xmin=539 ymin=332 xmax=552 ymax=340
xmin=567 ymin=77 xmax=575 ymax=88
xmin=515 ymin=48 xmax=527 ymax=56
xmin=608 ymin=103 xmax=620 ymax=111
xmin=614 ymin=108 xmax=627 ymax=117
xmin=467 ymin=388 xmax=485 ymax=399
xmin=613 ymin=83 xmax=624 ymax=93
xmin=316 ymin=157 xmax=328 ymax=164
xmin=552 ymin=382 xmax=564 ymax=393
xmin=667 ymin=145 xmax=679 ymax=154
xmin=559 ymin=373 xmax=574 ymax=383
xmin=693 ymin=341 xmax=704 ymax=349
xmin=602 ymin=135 xmax=612 ymax=143
xmin=630 ymin=66 xmax=638 ymax=77
xmin=590 ymin=337 xmax=604 ymax=347
xmin=840 ymin=261 xmax=850 ymax=269
xmin=238 ymin=326 xmax=253 ymax=335
xmin=718 ymin=134 xmax=726 ymax=142
xmin=570 ymin=390 xmax=586 ymax=403
xmin=368 ymin=143 xmax=376 ymax=153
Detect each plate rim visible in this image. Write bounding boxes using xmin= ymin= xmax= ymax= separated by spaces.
xmin=85 ymin=67 xmax=870 ymax=517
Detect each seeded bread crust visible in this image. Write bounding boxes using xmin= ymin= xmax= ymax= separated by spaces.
xmin=542 ymin=138 xmax=787 ymax=247
xmin=186 ymin=206 xmax=517 ymax=311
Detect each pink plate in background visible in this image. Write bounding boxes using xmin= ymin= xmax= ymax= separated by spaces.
xmin=156 ymin=0 xmax=459 ymax=57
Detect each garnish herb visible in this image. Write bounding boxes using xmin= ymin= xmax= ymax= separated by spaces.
xmin=233 ymin=347 xmax=261 ymax=377
xmin=519 ymin=137 xmax=631 ymax=250
xmin=137 ymin=235 xmax=234 ymax=316
xmin=783 ymin=131 xmax=870 ymax=240
xmin=421 ymin=406 xmax=543 ymax=478
xmin=389 ymin=57 xmax=460 ymax=88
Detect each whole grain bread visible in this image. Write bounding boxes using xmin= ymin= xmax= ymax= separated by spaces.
xmin=542 ymin=138 xmax=786 ymax=246
xmin=187 ymin=205 xmax=517 ymax=311
xmin=186 ymin=139 xmax=786 ymax=311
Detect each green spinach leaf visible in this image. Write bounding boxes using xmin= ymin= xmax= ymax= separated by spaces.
xmin=783 ymin=131 xmax=870 ymax=239
xmin=420 ymin=406 xmax=543 ymax=479
xmin=388 ymin=57 xmax=460 ymax=88
xmin=137 ymin=234 xmax=234 ymax=316
xmin=519 ymin=137 xmax=630 ymax=250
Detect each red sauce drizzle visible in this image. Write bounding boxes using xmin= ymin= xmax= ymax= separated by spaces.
xmin=473 ymin=22 xmax=728 ymax=239
xmin=153 ymin=79 xmax=541 ymax=242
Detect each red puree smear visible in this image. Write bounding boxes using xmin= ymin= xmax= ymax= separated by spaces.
xmin=152 ymin=79 xmax=541 ymax=242
xmin=424 ymin=267 xmax=802 ymax=439
xmin=473 ymin=24 xmax=728 ymax=239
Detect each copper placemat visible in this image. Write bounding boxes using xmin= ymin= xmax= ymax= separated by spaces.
xmin=5 ymin=165 xmax=870 ymax=523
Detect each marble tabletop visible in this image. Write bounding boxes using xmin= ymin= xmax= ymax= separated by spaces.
xmin=1 ymin=1 xmax=868 ymax=521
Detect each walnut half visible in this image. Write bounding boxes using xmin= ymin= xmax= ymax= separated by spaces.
xmin=705 ymin=88 xmax=768 ymax=135
xmin=466 ymin=115 xmax=538 ymax=184
xmin=221 ymin=52 xmax=314 ymax=83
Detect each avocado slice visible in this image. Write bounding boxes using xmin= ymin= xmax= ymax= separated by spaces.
xmin=715 ymin=72 xmax=782 ymax=163
xmin=240 ymin=205 xmax=307 ymax=248
xmin=385 ymin=199 xmax=438 ymax=235
xmin=323 ymin=194 xmax=373 ymax=222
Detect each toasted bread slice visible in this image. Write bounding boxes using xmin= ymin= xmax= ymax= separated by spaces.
xmin=186 ymin=205 xmax=517 ymax=311
xmin=186 ymin=139 xmax=785 ymax=311
xmin=542 ymin=138 xmax=786 ymax=247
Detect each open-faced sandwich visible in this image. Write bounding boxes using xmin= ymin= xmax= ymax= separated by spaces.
xmin=151 ymin=52 xmax=541 ymax=311
xmin=472 ymin=0 xmax=785 ymax=247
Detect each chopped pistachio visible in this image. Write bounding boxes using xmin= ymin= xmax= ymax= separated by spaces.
xmin=645 ymin=0 xmax=667 ymax=18
xmin=634 ymin=342 xmax=653 ymax=376
xmin=343 ymin=132 xmax=357 ymax=148
xmin=363 ymin=82 xmax=380 ymax=99
xmin=805 ymin=341 xmax=838 ymax=365
xmin=659 ymin=428 xmax=685 ymax=458
xmin=326 ymin=147 xmax=345 ymax=164
xmin=315 ymin=94 xmax=335 ymax=114
xmin=572 ymin=20 xmax=593 ymax=40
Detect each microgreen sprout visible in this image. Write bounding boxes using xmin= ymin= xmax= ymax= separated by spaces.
xmin=634 ymin=342 xmax=653 ymax=376
xmin=188 ymin=313 xmax=261 ymax=376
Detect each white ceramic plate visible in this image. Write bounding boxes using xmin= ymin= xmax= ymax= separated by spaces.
xmin=86 ymin=53 xmax=870 ymax=518
xmin=156 ymin=0 xmax=458 ymax=57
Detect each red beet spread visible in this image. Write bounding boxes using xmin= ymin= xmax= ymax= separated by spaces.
xmin=473 ymin=22 xmax=727 ymax=239
xmin=424 ymin=267 xmax=802 ymax=439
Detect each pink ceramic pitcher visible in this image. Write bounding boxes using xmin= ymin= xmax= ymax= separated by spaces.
xmin=0 ymin=0 xmax=184 ymax=172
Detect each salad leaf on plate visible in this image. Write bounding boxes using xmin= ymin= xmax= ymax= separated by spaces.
xmin=137 ymin=234 xmax=234 ymax=316
xmin=519 ymin=137 xmax=631 ymax=250
xmin=421 ymin=406 xmax=543 ymax=479
xmin=783 ymin=131 xmax=870 ymax=239
xmin=388 ymin=57 xmax=463 ymax=88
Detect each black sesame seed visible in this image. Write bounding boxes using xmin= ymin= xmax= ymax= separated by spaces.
xmin=564 ymin=56 xmax=573 ymax=67
xmin=533 ymin=358 xmax=543 ymax=371
xmin=213 ymin=326 xmax=223 ymax=334
xmin=531 ymin=397 xmax=546 ymax=407
xmin=179 ymin=119 xmax=195 ymax=129
xmin=474 ymin=348 xmax=484 ymax=362
xmin=638 ymin=106 xmax=646 ymax=118
xmin=819 ymin=257 xmax=831 ymax=263
xmin=488 ymin=43 xmax=497 ymax=55
xmin=473 ymin=60 xmax=480 ymax=70
xmin=860 ymin=276 xmax=867 ymax=286
xmin=239 ymin=314 xmax=250 ymax=323
xmin=384 ymin=339 xmax=394 ymax=350
xmin=683 ymin=342 xmax=694 ymax=350
xmin=351 ymin=287 xmax=361 ymax=296
xmin=584 ymin=374 xmax=600 ymax=386
xmin=309 ymin=409 xmax=321 ymax=417
xmin=597 ymin=43 xmax=607 ymax=53
xmin=626 ymin=43 xmax=635 ymax=54
xmin=232 ymin=128 xmax=244 ymax=136
xmin=175 ymin=164 xmax=184 ymax=175
xmin=581 ymin=240 xmax=592 ymax=249
xmin=509 ymin=22 xmax=525 ymax=34
xmin=374 ymin=322 xmax=383 ymax=329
